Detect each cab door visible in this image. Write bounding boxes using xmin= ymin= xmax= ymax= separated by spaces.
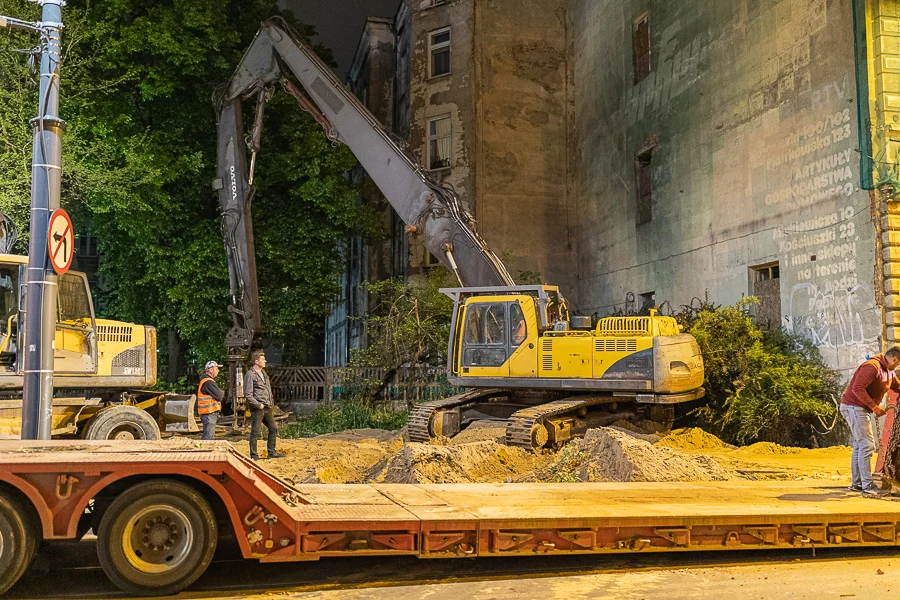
xmin=54 ymin=272 xmax=97 ymax=374
xmin=459 ymin=301 xmax=510 ymax=378
xmin=508 ymin=299 xmax=538 ymax=378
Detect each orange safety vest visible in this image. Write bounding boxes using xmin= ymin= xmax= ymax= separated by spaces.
xmin=197 ymin=377 xmax=222 ymax=415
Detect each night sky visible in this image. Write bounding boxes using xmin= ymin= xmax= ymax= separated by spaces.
xmin=278 ymin=0 xmax=403 ymax=79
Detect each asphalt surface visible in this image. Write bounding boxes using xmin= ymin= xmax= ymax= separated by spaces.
xmin=6 ymin=540 xmax=899 ymax=599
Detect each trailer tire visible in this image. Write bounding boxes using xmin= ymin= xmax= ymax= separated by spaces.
xmin=97 ymin=479 xmax=217 ymax=596
xmin=85 ymin=405 xmax=161 ymax=441
xmin=0 ymin=490 xmax=38 ymax=596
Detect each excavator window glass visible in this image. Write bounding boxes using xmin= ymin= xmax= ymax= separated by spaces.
xmin=58 ymin=273 xmax=91 ymax=324
xmin=510 ymin=303 xmax=526 ymax=346
xmin=0 ymin=266 xmax=17 ymax=326
xmin=462 ymin=302 xmax=507 ymax=367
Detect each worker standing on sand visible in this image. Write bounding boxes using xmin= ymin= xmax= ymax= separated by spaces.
xmin=197 ymin=361 xmax=225 ymax=441
xmin=244 ymin=349 xmax=285 ymax=460
xmin=841 ymin=347 xmax=900 ymax=495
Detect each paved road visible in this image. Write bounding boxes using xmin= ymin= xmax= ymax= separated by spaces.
xmin=8 ymin=541 xmax=898 ymax=600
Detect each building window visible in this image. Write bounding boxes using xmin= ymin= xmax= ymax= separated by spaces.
xmin=76 ymin=235 xmax=98 ymax=258
xmin=639 ymin=292 xmax=656 ymax=314
xmin=752 ymin=264 xmax=780 ymax=281
xmin=428 ymin=115 xmax=452 ymax=170
xmin=429 ymin=27 xmax=451 ymax=78
xmin=633 ymin=13 xmax=651 ymax=84
xmin=635 ymin=149 xmax=653 ymax=225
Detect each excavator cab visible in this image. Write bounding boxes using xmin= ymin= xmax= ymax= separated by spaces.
xmin=444 ymin=285 xmax=704 ymax=401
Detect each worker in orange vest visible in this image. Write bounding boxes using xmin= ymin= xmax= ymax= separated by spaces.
xmin=197 ymin=361 xmax=225 ymax=440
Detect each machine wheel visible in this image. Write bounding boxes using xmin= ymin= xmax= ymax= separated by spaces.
xmin=96 ymin=479 xmax=217 ymax=596
xmin=85 ymin=406 xmax=161 ymax=441
xmin=0 ymin=490 xmax=38 ymax=596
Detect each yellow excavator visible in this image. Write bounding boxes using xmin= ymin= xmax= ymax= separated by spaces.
xmin=214 ymin=19 xmax=704 ymax=449
xmin=0 ymin=231 xmax=194 ymax=440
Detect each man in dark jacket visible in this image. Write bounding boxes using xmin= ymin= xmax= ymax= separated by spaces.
xmin=243 ymin=349 xmax=284 ymax=460
xmin=197 ymin=361 xmax=225 ymax=440
xmin=841 ymin=347 xmax=900 ymax=495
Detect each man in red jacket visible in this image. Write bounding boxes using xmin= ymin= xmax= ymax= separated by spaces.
xmin=841 ymin=347 xmax=900 ymax=495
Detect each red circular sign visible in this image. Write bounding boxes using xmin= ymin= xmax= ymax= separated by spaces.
xmin=47 ymin=209 xmax=74 ymax=275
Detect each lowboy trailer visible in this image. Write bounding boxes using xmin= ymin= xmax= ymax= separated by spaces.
xmin=3 ymin=438 xmax=900 ymax=596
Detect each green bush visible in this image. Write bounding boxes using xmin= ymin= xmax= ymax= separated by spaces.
xmin=281 ymin=399 xmax=408 ymax=438
xmin=685 ymin=298 xmax=845 ymax=447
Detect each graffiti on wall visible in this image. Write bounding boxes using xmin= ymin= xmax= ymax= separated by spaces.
xmin=784 ymin=282 xmax=880 ymax=371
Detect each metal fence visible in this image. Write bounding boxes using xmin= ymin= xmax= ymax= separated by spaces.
xmin=266 ymin=365 xmax=461 ymax=413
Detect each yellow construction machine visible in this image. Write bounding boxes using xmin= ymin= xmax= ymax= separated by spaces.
xmin=215 ymin=19 xmax=705 ymax=449
xmin=0 ymin=253 xmax=195 ymax=440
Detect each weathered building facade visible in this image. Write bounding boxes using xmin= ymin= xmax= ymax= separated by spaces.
xmin=324 ymin=18 xmax=398 ymax=366
xmin=576 ymin=0 xmax=885 ymax=375
xmin=325 ymin=0 xmax=576 ymax=366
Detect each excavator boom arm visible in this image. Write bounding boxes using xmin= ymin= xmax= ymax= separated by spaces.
xmin=215 ymin=20 xmax=513 ymax=309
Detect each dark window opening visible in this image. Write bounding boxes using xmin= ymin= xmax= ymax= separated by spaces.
xmin=636 ymin=149 xmax=653 ymax=225
xmin=639 ymin=292 xmax=656 ymax=314
xmin=633 ymin=14 xmax=651 ymax=84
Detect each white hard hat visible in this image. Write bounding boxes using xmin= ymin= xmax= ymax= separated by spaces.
xmin=205 ymin=361 xmax=223 ymax=370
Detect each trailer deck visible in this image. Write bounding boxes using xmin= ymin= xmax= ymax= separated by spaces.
xmin=1 ymin=439 xmax=900 ymax=595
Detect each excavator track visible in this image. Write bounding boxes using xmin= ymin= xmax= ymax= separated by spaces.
xmin=505 ymin=395 xmax=618 ymax=450
xmin=407 ymin=389 xmax=505 ymax=442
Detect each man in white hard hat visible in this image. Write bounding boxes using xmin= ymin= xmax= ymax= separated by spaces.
xmin=197 ymin=361 xmax=225 ymax=441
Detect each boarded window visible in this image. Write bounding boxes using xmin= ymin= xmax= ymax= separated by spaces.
xmin=633 ymin=14 xmax=651 ymax=84
xmin=636 ymin=149 xmax=653 ymax=225
xmin=750 ymin=263 xmax=781 ymax=329
xmin=428 ymin=115 xmax=452 ymax=170
xmin=430 ymin=28 xmax=451 ymax=77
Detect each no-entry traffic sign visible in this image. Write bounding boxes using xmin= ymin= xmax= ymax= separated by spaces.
xmin=47 ymin=208 xmax=73 ymax=275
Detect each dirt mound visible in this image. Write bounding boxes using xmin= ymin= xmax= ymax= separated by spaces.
xmin=233 ymin=436 xmax=401 ymax=484
xmin=450 ymin=422 xmax=506 ymax=445
xmin=534 ymin=427 xmax=733 ymax=483
xmin=314 ymin=428 xmax=401 ymax=443
xmin=734 ymin=442 xmax=804 ymax=456
xmin=379 ymin=441 xmax=550 ymax=484
xmin=657 ymin=428 xmax=733 ymax=452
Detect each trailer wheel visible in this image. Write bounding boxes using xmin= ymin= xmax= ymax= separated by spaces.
xmin=0 ymin=490 xmax=37 ymax=596
xmin=85 ymin=406 xmax=161 ymax=441
xmin=97 ymin=479 xmax=217 ymax=596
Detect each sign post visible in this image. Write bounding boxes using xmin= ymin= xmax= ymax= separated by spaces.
xmin=48 ymin=209 xmax=73 ymax=275
xmin=18 ymin=1 xmax=65 ymax=440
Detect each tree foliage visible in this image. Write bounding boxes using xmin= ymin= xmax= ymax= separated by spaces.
xmin=345 ymin=269 xmax=455 ymax=399
xmin=685 ymin=298 xmax=845 ymax=447
xmin=0 ymin=0 xmax=378 ymax=371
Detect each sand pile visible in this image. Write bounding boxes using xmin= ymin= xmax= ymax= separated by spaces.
xmin=533 ymin=427 xmax=733 ymax=483
xmin=657 ymin=428 xmax=735 ymax=452
xmin=733 ymin=442 xmax=805 ymax=456
xmin=378 ymin=441 xmax=550 ymax=484
xmin=449 ymin=421 xmax=506 ymax=445
xmin=230 ymin=421 xmax=850 ymax=485
xmin=232 ymin=434 xmax=402 ymax=484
